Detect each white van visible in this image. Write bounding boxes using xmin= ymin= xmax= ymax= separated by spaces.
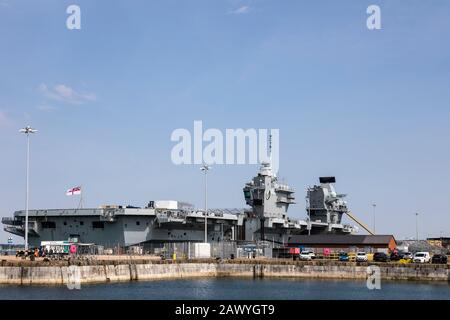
xmin=413 ymin=252 xmax=431 ymax=263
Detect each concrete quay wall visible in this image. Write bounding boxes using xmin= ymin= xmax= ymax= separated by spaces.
xmin=0 ymin=261 xmax=448 ymax=285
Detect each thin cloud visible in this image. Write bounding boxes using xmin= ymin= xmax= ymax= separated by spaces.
xmin=38 ymin=83 xmax=97 ymax=105
xmin=36 ymin=104 xmax=58 ymax=112
xmin=229 ymin=6 xmax=250 ymax=15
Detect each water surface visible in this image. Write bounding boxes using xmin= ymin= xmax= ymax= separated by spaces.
xmin=0 ymin=278 xmax=449 ymax=300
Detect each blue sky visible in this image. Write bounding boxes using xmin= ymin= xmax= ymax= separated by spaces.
xmin=1 ymin=0 xmax=449 ymax=242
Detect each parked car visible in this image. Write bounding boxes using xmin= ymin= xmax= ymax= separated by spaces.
xmin=302 ymin=250 xmax=316 ymax=259
xmin=402 ymin=252 xmax=414 ymax=260
xmin=413 ymin=252 xmax=431 ymax=263
xmin=398 ymin=252 xmax=413 ymax=264
xmin=338 ymin=252 xmax=349 ymax=262
xmin=431 ymin=254 xmax=448 ymax=264
xmin=356 ymin=252 xmax=368 ymax=262
xmin=299 ymin=251 xmax=313 ymax=261
xmin=390 ymin=252 xmax=404 ymax=261
xmin=373 ymin=252 xmax=390 ymax=262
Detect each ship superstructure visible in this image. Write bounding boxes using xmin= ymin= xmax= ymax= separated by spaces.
xmin=242 ymin=163 xmax=355 ymax=243
xmin=307 ymin=177 xmax=349 ymax=225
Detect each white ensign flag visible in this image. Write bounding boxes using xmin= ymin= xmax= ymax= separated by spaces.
xmin=66 ymin=186 xmax=81 ymax=196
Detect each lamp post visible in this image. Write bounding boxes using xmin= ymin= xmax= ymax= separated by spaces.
xmin=200 ymin=164 xmax=210 ymax=243
xmin=19 ymin=126 xmax=38 ymax=251
xmin=372 ymin=203 xmax=377 ymax=234
xmin=415 ymin=213 xmax=419 ymax=241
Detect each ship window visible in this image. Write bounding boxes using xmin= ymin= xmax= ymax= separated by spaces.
xmin=63 ymin=221 xmax=67 ymax=226
xmin=41 ymin=221 xmax=56 ymax=229
xmin=136 ymin=221 xmax=140 ymax=226
xmin=92 ymin=221 xmax=104 ymax=229
xmin=80 ymin=221 xmax=84 ymax=226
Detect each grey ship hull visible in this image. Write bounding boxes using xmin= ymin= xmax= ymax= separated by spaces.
xmin=2 ymin=207 xmax=351 ymax=248
xmin=2 ymin=207 xmax=240 ymax=248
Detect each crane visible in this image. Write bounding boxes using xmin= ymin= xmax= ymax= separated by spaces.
xmin=345 ymin=211 xmax=375 ymax=235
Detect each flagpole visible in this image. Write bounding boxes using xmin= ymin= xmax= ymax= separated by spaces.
xmin=78 ymin=185 xmax=83 ymax=209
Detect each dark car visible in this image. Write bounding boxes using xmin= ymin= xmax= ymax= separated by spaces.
xmin=373 ymin=252 xmax=390 ymax=262
xmin=390 ymin=252 xmax=404 ymax=261
xmin=431 ymin=254 xmax=448 ymax=264
xmin=338 ymin=252 xmax=349 ymax=262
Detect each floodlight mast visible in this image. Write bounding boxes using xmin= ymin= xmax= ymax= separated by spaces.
xmin=200 ymin=164 xmax=211 ymax=243
xmin=19 ymin=126 xmax=38 ymax=251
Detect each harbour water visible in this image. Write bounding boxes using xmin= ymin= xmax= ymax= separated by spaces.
xmin=0 ymin=278 xmax=449 ymax=300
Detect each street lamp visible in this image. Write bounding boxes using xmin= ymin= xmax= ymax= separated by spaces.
xmin=372 ymin=203 xmax=377 ymax=234
xmin=200 ymin=164 xmax=211 ymax=243
xmin=415 ymin=213 xmax=419 ymax=241
xmin=19 ymin=126 xmax=37 ymax=251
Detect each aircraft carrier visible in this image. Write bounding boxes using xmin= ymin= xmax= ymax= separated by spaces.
xmin=2 ymin=161 xmax=358 ymax=249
